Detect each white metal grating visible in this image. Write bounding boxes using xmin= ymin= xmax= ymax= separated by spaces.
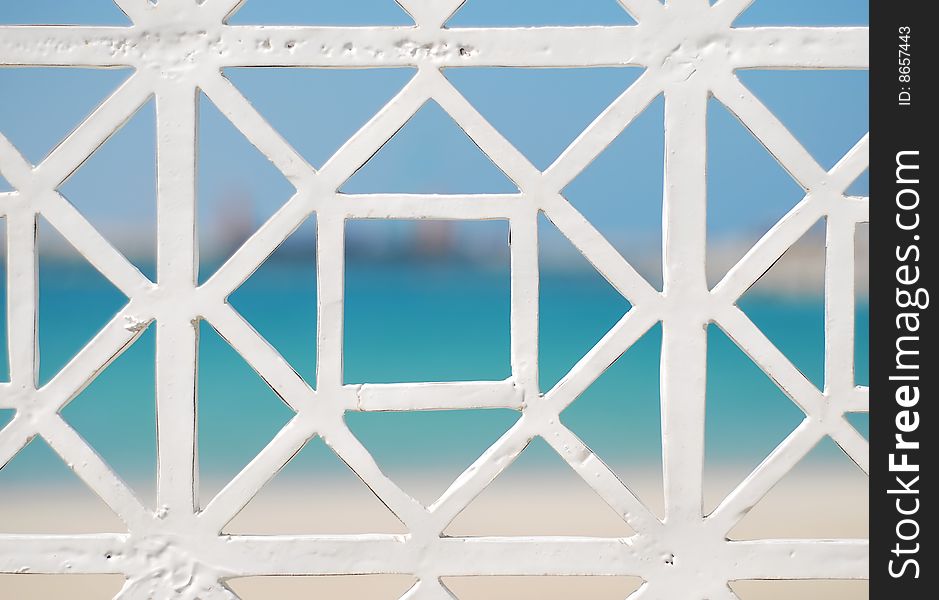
xmin=0 ymin=1 xmax=868 ymax=598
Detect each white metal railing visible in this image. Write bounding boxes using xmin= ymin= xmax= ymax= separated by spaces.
xmin=0 ymin=1 xmax=868 ymax=598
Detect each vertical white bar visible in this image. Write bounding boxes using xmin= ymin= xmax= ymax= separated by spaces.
xmin=316 ymin=209 xmax=346 ymax=391
xmin=510 ymin=209 xmax=539 ymax=394
xmin=824 ymin=214 xmax=856 ymax=399
xmin=155 ymin=82 xmax=199 ymax=514
xmin=6 ymin=208 xmax=38 ymax=389
xmin=660 ymin=81 xmax=710 ymax=522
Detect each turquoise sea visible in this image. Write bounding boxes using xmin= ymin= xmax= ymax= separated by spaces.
xmin=0 ymin=8 xmax=870 ymax=507
xmin=0 ymin=252 xmax=869 ymax=510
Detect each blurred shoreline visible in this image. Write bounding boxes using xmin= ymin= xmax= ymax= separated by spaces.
xmin=23 ymin=224 xmax=869 ymax=299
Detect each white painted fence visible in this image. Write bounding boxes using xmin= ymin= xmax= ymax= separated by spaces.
xmin=0 ymin=1 xmax=868 ymax=598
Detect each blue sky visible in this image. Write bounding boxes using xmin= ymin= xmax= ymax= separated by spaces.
xmin=0 ymin=0 xmax=869 ymax=264
xmin=0 ymin=0 xmax=871 ymax=27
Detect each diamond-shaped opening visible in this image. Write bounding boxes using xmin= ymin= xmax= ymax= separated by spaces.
xmin=38 ymin=217 xmax=128 ymax=386
xmin=539 ymin=213 xmax=632 ymax=391
xmin=845 ymin=413 xmax=868 ymax=440
xmin=737 ymin=219 xmax=826 ymax=389
xmin=223 ymin=68 xmax=416 ymax=169
xmin=0 ymin=68 xmax=131 ymax=164
xmin=345 ymin=409 xmax=520 ymax=506
xmin=443 ymin=68 xmax=644 ymax=170
xmin=59 ymin=98 xmax=156 ymax=281
xmin=736 ymin=70 xmax=869 ymax=170
xmin=0 ymin=1 xmax=130 ymax=25
xmin=443 ymin=576 xmax=644 ymax=600
xmin=344 ymin=219 xmax=510 ymax=383
xmin=341 ymin=100 xmax=518 ymax=194
xmin=198 ymin=91 xmax=297 ymax=282
xmin=561 ymin=323 xmax=663 ymax=518
xmin=224 ymin=435 xmax=406 ymax=534
xmin=846 ymin=168 xmax=869 ymax=197
xmin=229 ymin=214 xmax=317 ymax=385
xmin=0 ymin=574 xmax=125 ymax=599
xmin=561 ymin=95 xmax=664 ymax=290
xmin=445 ymin=437 xmax=634 ymax=537
xmin=728 ymin=437 xmax=868 ymax=540
xmin=228 ymin=575 xmax=417 ymax=599
xmin=0 ymin=174 xmax=11 ymax=192
xmin=707 ymin=97 xmax=806 ymax=288
xmin=227 ymin=0 xmax=414 ymax=25
xmin=0 ymin=216 xmax=7 ymax=382
xmin=0 ymin=436 xmax=127 ymax=533
xmin=733 ymin=0 xmax=869 ymax=27
xmin=447 ymin=0 xmax=636 ymax=26
xmin=61 ymin=327 xmax=156 ymax=508
xmin=198 ymin=321 xmax=296 ymax=505
xmin=855 ymin=223 xmax=869 ymax=387
xmin=704 ymin=324 xmax=805 ymax=515
xmin=0 ymin=409 xmax=12 ymax=430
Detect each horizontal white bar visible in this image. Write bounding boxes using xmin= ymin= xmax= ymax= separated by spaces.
xmin=354 ymin=381 xmax=524 ymax=411
xmin=0 ymin=26 xmax=867 ymax=70
xmin=340 ymin=194 xmax=525 ymax=220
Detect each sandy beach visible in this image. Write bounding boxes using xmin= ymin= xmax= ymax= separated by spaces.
xmin=1 ymin=467 xmax=868 ymax=599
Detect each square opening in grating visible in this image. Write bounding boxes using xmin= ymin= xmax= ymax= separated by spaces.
xmin=344 ymin=218 xmax=511 ymax=384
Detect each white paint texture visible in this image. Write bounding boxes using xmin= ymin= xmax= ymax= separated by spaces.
xmin=0 ymin=0 xmax=868 ymax=598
